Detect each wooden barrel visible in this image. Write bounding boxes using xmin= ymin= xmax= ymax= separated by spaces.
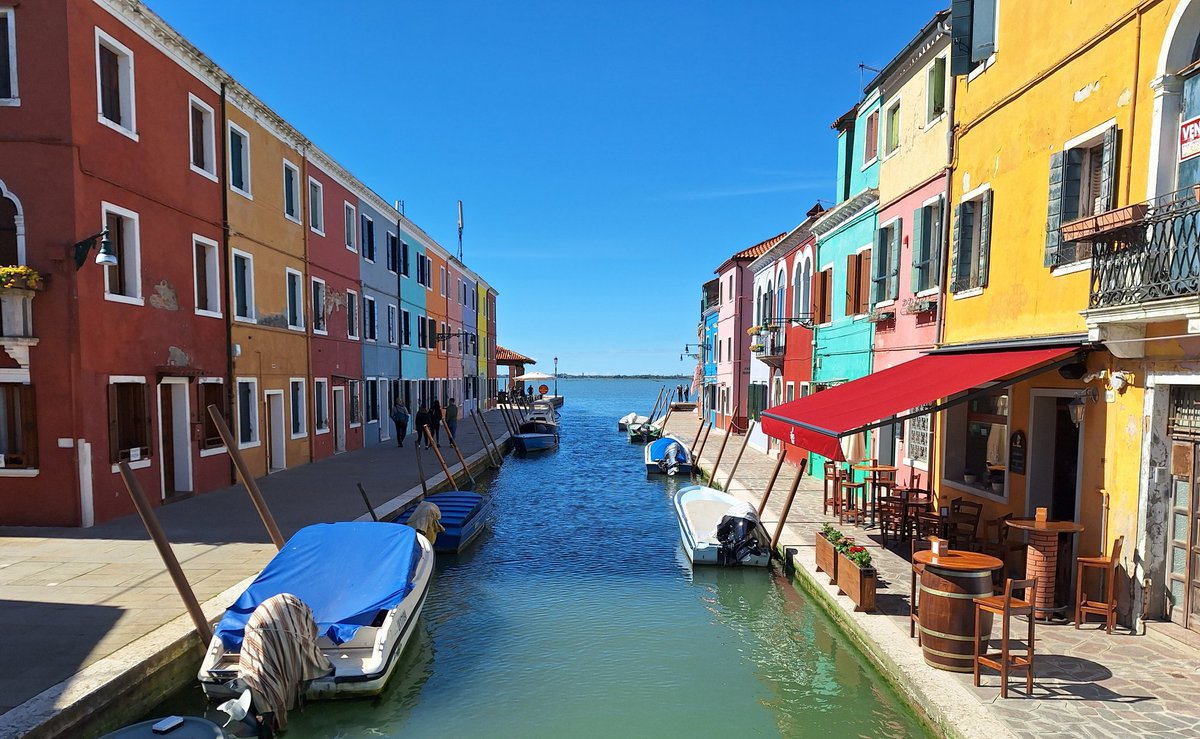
xmin=919 ymin=563 xmax=994 ymax=672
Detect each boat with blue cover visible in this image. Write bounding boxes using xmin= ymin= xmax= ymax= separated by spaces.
xmin=514 ymin=419 xmax=559 ymax=453
xmin=644 ymin=435 xmax=693 ymax=475
xmin=198 ymin=522 xmax=434 ymax=701
xmin=393 ymin=491 xmax=493 ymax=553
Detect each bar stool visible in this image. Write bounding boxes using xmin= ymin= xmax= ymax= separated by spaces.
xmin=822 ymin=461 xmax=844 ymax=518
xmin=1075 ymin=535 xmax=1124 ymax=634
xmin=973 ymin=578 xmax=1037 ymax=699
xmin=841 ymin=477 xmax=868 ymax=526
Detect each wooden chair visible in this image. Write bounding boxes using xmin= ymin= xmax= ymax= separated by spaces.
xmin=841 ymin=478 xmax=868 ymax=526
xmin=949 ymin=498 xmax=984 ymax=550
xmin=822 ymin=461 xmax=844 ymax=518
xmin=974 ymin=577 xmax=1037 ymax=699
xmin=981 ymin=513 xmax=1024 ymax=593
xmin=1075 ymin=535 xmax=1124 ymax=634
xmin=878 ymin=496 xmax=906 ymax=547
xmin=910 ymin=538 xmax=932 ymax=642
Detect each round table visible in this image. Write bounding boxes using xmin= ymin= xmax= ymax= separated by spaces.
xmin=913 ymin=549 xmax=1004 ymax=672
xmin=1005 ymin=518 xmax=1085 ymax=620
xmin=852 ymin=464 xmax=898 ymax=527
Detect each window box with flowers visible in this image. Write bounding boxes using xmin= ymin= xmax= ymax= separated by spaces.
xmin=747 ymin=325 xmax=763 ymax=337
xmin=0 ymin=266 xmax=45 ymax=291
xmin=815 ymin=523 xmax=840 ymax=585
xmin=749 ymin=343 xmax=765 ymax=353
xmin=834 ymin=535 xmax=876 ymax=611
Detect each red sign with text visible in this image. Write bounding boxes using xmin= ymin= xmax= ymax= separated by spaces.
xmin=1181 ymin=114 xmax=1200 ymax=162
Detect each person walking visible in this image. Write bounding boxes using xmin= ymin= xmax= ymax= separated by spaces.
xmin=390 ymin=402 xmax=410 ymax=447
xmin=429 ymin=399 xmax=443 ymax=447
xmin=684 ymin=384 xmax=690 ymax=402
xmin=415 ymin=404 xmax=430 ymax=449
xmin=446 ymin=398 xmax=459 ymax=441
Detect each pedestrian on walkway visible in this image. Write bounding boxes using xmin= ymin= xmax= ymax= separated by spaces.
xmin=390 ymin=402 xmax=410 ymax=447
xmin=415 ymin=404 xmax=430 ymax=449
xmin=446 ymin=397 xmax=459 ymax=440
xmin=684 ymin=384 xmax=690 ymax=402
xmin=677 ymin=384 xmax=683 ymax=402
xmin=429 ymin=399 xmax=443 ymax=446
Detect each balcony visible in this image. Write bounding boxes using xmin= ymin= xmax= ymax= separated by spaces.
xmin=752 ymin=326 xmax=786 ymax=368
xmin=0 ymin=268 xmax=41 ymax=369
xmin=1080 ymin=187 xmax=1200 ymax=358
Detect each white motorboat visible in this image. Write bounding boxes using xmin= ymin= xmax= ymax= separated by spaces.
xmin=199 ymin=522 xmax=434 ymax=701
xmin=618 ymin=412 xmax=648 ymax=431
xmin=644 ymin=435 xmax=693 ymax=475
xmin=525 ymin=400 xmax=560 ymax=425
xmin=672 ymin=486 xmax=771 ymax=567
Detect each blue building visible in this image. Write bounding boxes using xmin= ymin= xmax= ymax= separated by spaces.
xmin=358 ymin=197 xmax=402 ymax=447
xmin=399 ymin=220 xmax=431 ymax=412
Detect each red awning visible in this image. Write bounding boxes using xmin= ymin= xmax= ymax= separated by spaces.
xmin=761 ymin=346 xmax=1078 ymax=461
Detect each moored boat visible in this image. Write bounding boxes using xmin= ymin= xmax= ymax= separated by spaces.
xmin=514 ymin=419 xmax=559 ymax=453
xmin=673 ymin=485 xmax=771 ymax=567
xmin=627 ymin=421 xmax=662 ymax=443
xmin=617 ymin=412 xmax=648 ymax=431
xmin=394 ymin=491 xmax=493 ymax=553
xmin=198 ymin=522 xmax=433 ymax=703
xmin=644 ymin=435 xmax=693 ymax=475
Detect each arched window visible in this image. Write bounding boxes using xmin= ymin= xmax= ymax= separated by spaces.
xmin=776 ymin=267 xmax=788 ymax=319
xmin=796 ymin=255 xmax=813 ymax=321
xmin=0 ymin=179 xmax=24 ymax=266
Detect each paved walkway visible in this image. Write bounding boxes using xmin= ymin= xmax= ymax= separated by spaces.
xmin=0 ymin=410 xmax=510 ymax=737
xmin=668 ymin=416 xmax=1200 ymax=739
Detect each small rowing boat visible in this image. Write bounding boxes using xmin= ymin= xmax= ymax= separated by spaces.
xmin=617 ymin=412 xmax=648 ymax=431
xmin=394 ymin=491 xmax=493 ymax=553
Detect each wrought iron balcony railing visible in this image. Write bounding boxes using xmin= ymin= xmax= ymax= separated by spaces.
xmin=1086 ymin=187 xmax=1200 ymax=311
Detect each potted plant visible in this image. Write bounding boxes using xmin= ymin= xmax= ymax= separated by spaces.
xmin=815 ymin=523 xmax=841 ymax=585
xmin=0 ymin=265 xmax=45 ymax=291
xmin=749 ymin=343 xmax=765 ymax=353
xmin=836 ymin=539 xmax=877 ymax=611
xmin=747 ymin=325 xmax=763 ymax=337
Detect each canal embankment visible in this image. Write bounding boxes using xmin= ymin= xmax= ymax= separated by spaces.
xmin=667 ymin=414 xmax=1200 ymax=739
xmin=0 ymin=411 xmax=511 ymax=739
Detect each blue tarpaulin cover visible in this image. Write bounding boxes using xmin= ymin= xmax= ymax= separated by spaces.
xmin=215 ymin=522 xmax=421 ymax=651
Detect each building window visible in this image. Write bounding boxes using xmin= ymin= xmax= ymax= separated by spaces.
xmin=361 ymin=214 xmax=375 ymax=262
xmin=364 ymin=380 xmax=379 ymax=424
xmin=363 ymin=295 xmax=377 ymax=341
xmin=439 ymin=266 xmax=446 ymax=296
xmin=282 ymin=161 xmax=300 ymax=223
xmin=430 ymin=318 xmax=439 ymax=350
xmin=289 ymin=378 xmax=306 ymax=438
xmin=386 ymin=233 xmax=397 ymax=273
xmin=377 ymin=379 xmax=389 ymax=438
xmin=95 ymin=28 xmax=135 ymax=137
xmin=308 ymin=177 xmax=324 ymax=234
xmin=871 ymin=218 xmax=901 ymax=305
xmin=346 ymin=288 xmax=359 ymax=339
xmin=927 ymin=56 xmax=947 ymax=122
xmin=913 ymin=197 xmax=944 ymax=293
xmin=0 ymin=8 xmax=16 ymax=103
xmin=402 ymin=309 xmax=411 ymax=346
xmin=950 ymin=187 xmax=994 ymax=294
xmin=232 ymin=250 xmax=255 ymax=322
xmin=747 ymin=382 xmax=767 ymax=422
xmin=795 ymin=257 xmax=813 ymax=322
xmin=236 ymin=378 xmax=259 ymax=447
xmin=1045 ymin=125 xmax=1118 ymax=267
xmin=193 ymin=235 xmax=220 ymax=316
xmin=943 ymin=391 xmax=1008 ymax=495
xmin=416 ymin=253 xmax=426 ymax=285
xmin=102 ymin=203 xmax=141 ymax=303
xmin=418 ymin=313 xmax=427 ymax=348
xmin=285 ymin=268 xmax=304 ymax=330
xmin=188 ymin=95 xmax=215 ymax=178
xmin=311 ymin=277 xmax=327 ymax=334
xmin=387 ymin=304 xmax=397 ymax=345
xmin=951 ymin=0 xmax=998 ymax=75
xmin=344 ymin=202 xmax=356 ymax=251
xmin=198 ymin=381 xmax=224 ymax=450
xmin=883 ymin=99 xmax=901 ymax=157
xmin=863 ymin=110 xmax=879 ymax=164
xmin=313 ymin=378 xmax=329 ymax=433
xmin=108 ymin=380 xmax=150 ymax=463
xmin=845 ymin=251 xmax=872 ymax=316
xmin=0 ymin=384 xmax=36 ymax=468
xmin=349 ymin=379 xmax=362 ymax=427
xmin=228 ymin=123 xmax=251 ymax=197
xmin=905 ymin=405 xmax=932 ymax=466
xmin=401 ymin=241 xmax=410 ymax=276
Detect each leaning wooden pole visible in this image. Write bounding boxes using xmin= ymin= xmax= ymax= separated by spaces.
xmin=478 ymin=410 xmax=505 ymax=461
xmin=413 ymin=442 xmax=430 ymax=498
xmin=444 ymin=425 xmax=476 ymax=488
xmin=424 ymin=426 xmax=459 ymax=488
xmin=118 ymin=462 xmax=213 ymax=644
xmin=771 ymin=459 xmax=809 ymax=551
xmin=471 ymin=411 xmax=501 ymax=468
xmin=207 ymin=404 xmax=285 ymax=550
xmin=661 ymin=405 xmax=675 ymax=434
xmin=709 ymin=404 xmax=738 ymax=487
xmin=690 ymin=415 xmax=706 ymax=455
xmin=692 ymin=421 xmax=713 ymax=479
xmin=756 ymin=451 xmax=788 ymax=516
xmin=723 ymin=420 xmax=757 ymax=490
xmin=355 ymin=483 xmax=379 ymax=521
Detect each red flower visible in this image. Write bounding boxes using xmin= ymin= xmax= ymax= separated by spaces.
xmin=849 ymin=546 xmax=866 ymax=554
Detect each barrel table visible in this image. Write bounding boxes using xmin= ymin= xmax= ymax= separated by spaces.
xmin=913 ymin=549 xmax=1004 ymax=672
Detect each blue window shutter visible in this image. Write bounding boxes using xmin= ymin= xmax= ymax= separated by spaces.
xmin=889 ymin=217 xmax=902 ymax=300
xmin=978 ymin=189 xmax=994 ymax=288
xmin=1099 ymin=126 xmax=1120 ymax=213
xmin=1045 ymin=150 xmax=1066 ymax=267
xmin=950 ymin=0 xmax=975 ymax=75
xmin=911 ymin=206 xmax=926 ymax=293
xmin=971 ymin=0 xmax=997 ymax=63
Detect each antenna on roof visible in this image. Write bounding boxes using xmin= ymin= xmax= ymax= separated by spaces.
xmin=394 ymin=200 xmax=405 ymax=216
xmin=457 ymin=200 xmax=464 ymax=262
xmin=858 ymin=63 xmax=881 ymax=92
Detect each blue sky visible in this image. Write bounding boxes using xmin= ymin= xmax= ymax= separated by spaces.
xmin=152 ymin=0 xmax=947 ymax=375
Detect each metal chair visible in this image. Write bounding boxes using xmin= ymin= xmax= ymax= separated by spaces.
xmin=1075 ymin=535 xmax=1124 ymax=634
xmin=974 ymin=577 xmax=1037 ymax=699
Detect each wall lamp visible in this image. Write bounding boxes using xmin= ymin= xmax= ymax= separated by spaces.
xmin=1068 ymin=387 xmax=1099 ymax=427
xmin=72 ymin=229 xmax=116 ymax=270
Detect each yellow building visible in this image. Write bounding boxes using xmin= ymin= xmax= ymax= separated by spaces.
xmin=936 ymin=0 xmax=1200 ymax=635
xmin=225 ymin=92 xmax=313 ymax=477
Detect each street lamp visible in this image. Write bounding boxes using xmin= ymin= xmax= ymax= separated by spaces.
xmin=553 ymin=356 xmax=558 ymax=397
xmin=72 ymin=229 xmax=116 ymax=269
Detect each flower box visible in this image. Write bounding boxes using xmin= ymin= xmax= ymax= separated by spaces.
xmin=747 ymin=326 xmax=763 ymax=337
xmin=749 ymin=343 xmax=765 ymax=353
xmin=867 ymin=309 xmax=895 ymax=323
xmin=901 ymin=296 xmax=938 ymax=315
xmin=0 ymin=266 xmax=45 ymax=291
xmin=836 ymin=550 xmax=877 ymax=612
xmin=1061 ymin=203 xmax=1149 ymax=242
xmin=815 ymin=531 xmax=838 ymax=585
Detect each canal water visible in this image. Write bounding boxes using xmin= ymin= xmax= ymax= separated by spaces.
xmin=152 ymin=378 xmax=929 ymax=738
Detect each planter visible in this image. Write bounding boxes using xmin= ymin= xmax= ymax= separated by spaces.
xmin=815 ymin=532 xmax=838 ymax=585
xmin=836 ymin=551 xmax=877 ymax=612
xmin=1061 ymin=203 xmax=1149 ymax=242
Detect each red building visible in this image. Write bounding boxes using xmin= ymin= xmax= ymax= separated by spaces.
xmin=0 ymin=0 xmax=231 ymax=525
xmin=779 ymin=210 xmax=822 ymax=463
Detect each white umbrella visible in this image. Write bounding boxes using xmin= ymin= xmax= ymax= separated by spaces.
xmin=512 ymin=371 xmax=555 ymax=381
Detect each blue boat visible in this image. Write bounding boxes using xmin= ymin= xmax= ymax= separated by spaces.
xmin=394 ymin=491 xmax=493 ymax=553
xmin=514 ymin=419 xmax=559 ymax=453
xmin=644 ymin=435 xmax=693 ymax=475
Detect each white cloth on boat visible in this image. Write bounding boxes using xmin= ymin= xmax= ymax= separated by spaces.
xmin=407 ymin=501 xmax=445 ymax=545
xmin=711 ymin=500 xmax=759 ymax=538
xmin=239 ymin=593 xmax=332 ymax=731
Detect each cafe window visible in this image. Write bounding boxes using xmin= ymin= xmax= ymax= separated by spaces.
xmin=199 ymin=380 xmax=225 ymax=450
xmin=108 ymin=380 xmax=151 ymax=463
xmin=904 ymin=404 xmax=932 ymax=467
xmin=943 ymin=390 xmax=1008 ymax=496
xmin=0 ymin=383 xmax=37 ymax=469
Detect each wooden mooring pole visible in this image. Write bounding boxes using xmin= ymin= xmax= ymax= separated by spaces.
xmin=413 ymin=443 xmax=430 ymax=498
xmin=424 ymin=426 xmax=459 ymax=489
xmin=709 ymin=405 xmax=738 ymax=487
xmin=117 ymin=462 xmax=213 ymax=644
xmin=444 ymin=425 xmax=476 ymax=488
xmin=355 ymin=483 xmax=380 ymax=521
xmin=757 ymin=451 xmax=788 ymax=516
xmin=479 ymin=410 xmax=506 ymax=460
xmin=770 ymin=459 xmax=809 ymax=551
xmin=207 ymin=404 xmax=285 ymax=550
xmin=691 ymin=421 xmax=713 ymax=480
xmin=723 ymin=420 xmax=756 ymax=491
xmin=471 ymin=411 xmax=501 ymax=468
xmin=690 ymin=415 xmax=706 ymax=455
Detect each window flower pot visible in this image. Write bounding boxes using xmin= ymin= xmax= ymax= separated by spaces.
xmin=1060 ymin=203 xmax=1149 ymax=242
xmin=836 ymin=551 xmax=877 ymax=612
xmin=815 ymin=531 xmax=838 ymax=585
xmin=749 ymin=343 xmax=765 ymax=353
xmin=0 ymin=267 xmax=45 ymax=291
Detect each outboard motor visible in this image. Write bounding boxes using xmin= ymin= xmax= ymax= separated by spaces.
xmin=715 ymin=507 xmax=766 ymax=565
xmin=657 ymin=442 xmax=683 ymax=476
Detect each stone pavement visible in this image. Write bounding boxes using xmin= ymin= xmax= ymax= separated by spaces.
xmin=667 ymin=416 xmax=1200 ymax=739
xmin=0 ymin=410 xmax=510 ymax=737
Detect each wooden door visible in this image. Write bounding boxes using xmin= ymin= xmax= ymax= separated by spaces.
xmin=159 ymin=384 xmax=176 ymax=498
xmin=1168 ymin=441 xmax=1200 ymax=632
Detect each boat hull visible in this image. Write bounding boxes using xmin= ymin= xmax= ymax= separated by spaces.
xmin=514 ymin=432 xmax=558 ymax=453
xmin=673 ymin=486 xmax=771 ymax=568
xmin=394 ymin=491 xmax=492 ymax=553
xmin=644 ymin=435 xmax=694 ymax=475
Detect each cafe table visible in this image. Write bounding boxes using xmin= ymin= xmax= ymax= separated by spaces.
xmin=913 ymin=548 xmax=1005 ymax=672
xmin=1005 ymin=518 xmax=1085 ymax=620
xmin=851 ymin=463 xmax=898 ymax=527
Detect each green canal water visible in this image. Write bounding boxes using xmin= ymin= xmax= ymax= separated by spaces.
xmin=150 ymin=378 xmax=929 ymax=738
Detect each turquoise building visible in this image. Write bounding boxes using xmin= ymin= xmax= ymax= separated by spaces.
xmin=700 ymin=279 xmax=719 ymax=424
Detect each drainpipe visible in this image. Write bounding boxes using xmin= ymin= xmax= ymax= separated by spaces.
xmin=301 ymin=143 xmax=314 ymax=464
xmin=936 ymin=56 xmax=957 ymax=351
xmin=219 ymin=82 xmax=236 ymax=485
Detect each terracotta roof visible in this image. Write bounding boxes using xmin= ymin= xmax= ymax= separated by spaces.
xmin=496 ymin=346 xmax=536 ymax=364
xmin=732 ymin=232 xmax=788 ymax=260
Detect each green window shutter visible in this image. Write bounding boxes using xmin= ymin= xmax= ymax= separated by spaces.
xmin=971 ymin=0 xmax=997 ymax=62
xmin=1044 ymin=150 xmax=1066 ymax=267
xmin=1099 ymin=126 xmax=1120 ymax=213
xmin=978 ymin=189 xmax=994 ymax=288
xmin=950 ymin=202 xmax=969 ymax=291
xmin=911 ymin=206 xmax=927 ymax=293
xmin=931 ymin=197 xmax=944 ymax=289
xmin=950 ymin=0 xmax=975 ymax=76
xmin=871 ymin=228 xmax=888 ymax=304
xmin=889 ymin=217 xmax=903 ymax=300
